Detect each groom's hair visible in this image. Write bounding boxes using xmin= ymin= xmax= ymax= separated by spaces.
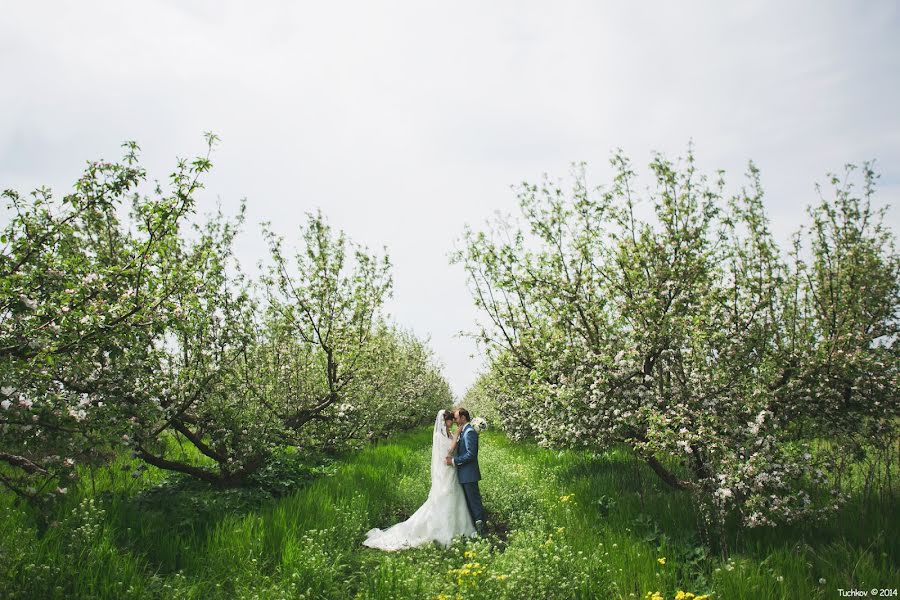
xmin=456 ymin=407 xmax=471 ymax=422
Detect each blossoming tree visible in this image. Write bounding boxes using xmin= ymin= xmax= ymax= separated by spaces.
xmin=456 ymin=150 xmax=898 ymax=528
xmin=1 ymin=138 xmax=453 ymax=500
xmin=0 ymin=136 xmax=216 ymax=502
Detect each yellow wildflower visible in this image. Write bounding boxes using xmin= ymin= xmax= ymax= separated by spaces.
xmin=657 ymin=557 xmax=666 ymax=565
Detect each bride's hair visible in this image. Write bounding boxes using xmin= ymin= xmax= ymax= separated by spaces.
xmin=442 ymin=409 xmax=455 ymax=422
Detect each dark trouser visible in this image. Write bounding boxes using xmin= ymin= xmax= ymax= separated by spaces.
xmin=461 ymin=481 xmax=486 ymax=524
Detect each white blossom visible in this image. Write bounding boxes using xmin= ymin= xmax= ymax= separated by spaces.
xmin=19 ymin=294 xmax=38 ymax=310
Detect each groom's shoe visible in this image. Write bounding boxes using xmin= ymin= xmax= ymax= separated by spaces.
xmin=475 ymin=520 xmax=485 ymax=536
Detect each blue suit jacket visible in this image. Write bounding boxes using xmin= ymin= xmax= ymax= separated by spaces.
xmin=453 ymin=424 xmax=481 ymax=484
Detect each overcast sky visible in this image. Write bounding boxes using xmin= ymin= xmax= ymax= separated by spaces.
xmin=2 ymin=1 xmax=898 ymax=397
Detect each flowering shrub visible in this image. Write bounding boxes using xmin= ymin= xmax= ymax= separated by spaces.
xmin=455 ymin=150 xmax=898 ymax=528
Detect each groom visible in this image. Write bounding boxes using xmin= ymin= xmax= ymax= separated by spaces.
xmin=445 ymin=407 xmax=486 ymax=535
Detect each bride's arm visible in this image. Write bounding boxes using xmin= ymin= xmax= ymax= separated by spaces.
xmin=446 ymin=431 xmax=460 ymax=458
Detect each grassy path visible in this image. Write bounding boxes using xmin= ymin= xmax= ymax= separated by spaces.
xmin=1 ymin=429 xmax=897 ymax=599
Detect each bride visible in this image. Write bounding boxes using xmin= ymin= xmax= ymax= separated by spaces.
xmin=363 ymin=409 xmax=476 ymax=550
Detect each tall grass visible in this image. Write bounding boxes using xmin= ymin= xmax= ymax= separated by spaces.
xmin=0 ymin=429 xmax=896 ymax=599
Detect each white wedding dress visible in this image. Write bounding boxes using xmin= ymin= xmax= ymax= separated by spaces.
xmin=363 ymin=410 xmax=476 ymax=550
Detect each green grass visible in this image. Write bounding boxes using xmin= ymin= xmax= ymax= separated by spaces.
xmin=0 ymin=429 xmax=896 ymax=599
